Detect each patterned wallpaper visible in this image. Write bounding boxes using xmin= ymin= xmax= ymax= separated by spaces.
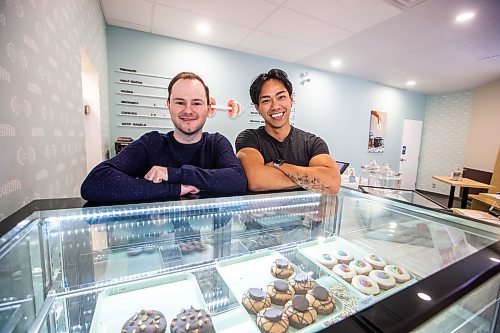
xmin=416 ymin=90 xmax=474 ymax=195
xmin=0 ymin=0 xmax=108 ymax=221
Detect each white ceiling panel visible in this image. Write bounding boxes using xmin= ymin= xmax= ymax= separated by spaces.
xmin=99 ymin=0 xmax=500 ymax=93
xmin=236 ymin=30 xmax=321 ymax=63
xmin=284 ymin=0 xmax=402 ymax=33
xmin=257 ymin=7 xmax=353 ymax=48
xmin=101 ymin=0 xmax=153 ymax=27
xmin=152 ymin=4 xmax=252 ymax=47
xmin=154 ymin=0 xmax=278 ymax=28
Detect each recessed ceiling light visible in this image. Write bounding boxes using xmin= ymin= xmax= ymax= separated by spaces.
xmin=330 ymin=59 xmax=342 ymax=68
xmin=455 ymin=12 xmax=475 ymax=23
xmin=406 ymin=80 xmax=416 ymax=86
xmin=196 ymin=23 xmax=211 ymax=35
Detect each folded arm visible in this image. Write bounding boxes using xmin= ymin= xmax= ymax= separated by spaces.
xmin=167 ymin=136 xmax=247 ymax=196
xmin=237 ymin=147 xmax=300 ymax=192
xmin=274 ymin=154 xmax=340 ymax=195
xmin=81 ymin=141 xmax=181 ymax=203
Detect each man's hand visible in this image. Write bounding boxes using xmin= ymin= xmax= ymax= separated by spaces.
xmin=180 ymin=184 xmax=200 ymax=196
xmin=144 ymin=165 xmax=168 ymax=183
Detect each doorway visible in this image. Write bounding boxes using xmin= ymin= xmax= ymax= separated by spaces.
xmin=399 ymin=119 xmax=423 ymax=190
xmin=80 ymin=49 xmax=103 ymax=172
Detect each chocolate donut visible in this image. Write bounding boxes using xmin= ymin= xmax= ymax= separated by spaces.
xmin=267 ymin=279 xmax=295 ymax=306
xmin=121 ymin=309 xmax=167 ymax=333
xmin=242 ymin=288 xmax=272 ymax=315
xmin=284 ymin=295 xmax=317 ymax=329
xmin=271 ymin=259 xmax=294 ymax=279
xmin=256 ymin=308 xmax=289 ymax=333
xmin=170 ymin=307 xmax=214 ymax=333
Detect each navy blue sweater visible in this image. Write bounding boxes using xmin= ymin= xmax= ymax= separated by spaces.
xmin=81 ymin=131 xmax=247 ymax=202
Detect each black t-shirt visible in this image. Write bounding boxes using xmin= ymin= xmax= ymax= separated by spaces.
xmin=235 ymin=126 xmax=329 ymax=166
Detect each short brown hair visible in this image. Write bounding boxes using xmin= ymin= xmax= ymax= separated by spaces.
xmin=167 ymin=72 xmax=210 ymax=104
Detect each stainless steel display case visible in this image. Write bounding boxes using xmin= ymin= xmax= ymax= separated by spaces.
xmin=0 ymin=188 xmax=499 ymax=333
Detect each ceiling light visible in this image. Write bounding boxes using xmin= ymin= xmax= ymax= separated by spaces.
xmin=330 ymin=59 xmax=342 ymax=68
xmin=406 ymin=80 xmax=416 ymax=86
xmin=455 ymin=12 xmax=475 ymax=23
xmin=196 ymin=23 xmax=211 ymax=35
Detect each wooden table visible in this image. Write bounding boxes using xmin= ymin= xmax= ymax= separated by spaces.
xmin=469 ymin=193 xmax=500 ymax=211
xmin=432 ymin=176 xmax=494 ymax=208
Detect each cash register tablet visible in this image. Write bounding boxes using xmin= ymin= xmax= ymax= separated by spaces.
xmin=336 ymin=161 xmax=350 ymax=174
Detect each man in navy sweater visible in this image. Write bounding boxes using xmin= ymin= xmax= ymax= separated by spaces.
xmin=81 ymin=72 xmax=247 ymax=203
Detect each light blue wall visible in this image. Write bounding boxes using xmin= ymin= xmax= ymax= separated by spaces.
xmin=107 ymin=26 xmax=426 ymax=174
xmin=0 ymin=0 xmax=108 ymax=221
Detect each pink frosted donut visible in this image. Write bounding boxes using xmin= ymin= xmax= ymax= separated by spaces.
xmin=351 ymin=275 xmax=380 ymax=295
xmin=349 ymin=259 xmax=373 ymax=275
xmin=364 ymin=254 xmax=387 ymax=270
xmin=369 ymin=270 xmax=396 ymax=290
xmin=332 ymin=264 xmax=356 ymax=282
xmin=384 ymin=264 xmax=411 ymax=283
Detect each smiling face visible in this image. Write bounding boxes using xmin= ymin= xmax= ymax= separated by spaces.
xmin=256 ymin=79 xmax=293 ymax=131
xmin=167 ymin=78 xmax=209 ymax=142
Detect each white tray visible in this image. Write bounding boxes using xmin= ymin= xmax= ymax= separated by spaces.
xmin=297 ymin=236 xmax=418 ymax=309
xmin=216 ymin=250 xmax=347 ymax=333
xmin=90 ymin=272 xmax=206 ymax=333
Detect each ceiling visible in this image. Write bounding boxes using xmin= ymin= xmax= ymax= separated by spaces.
xmin=100 ymin=0 xmax=500 ymax=94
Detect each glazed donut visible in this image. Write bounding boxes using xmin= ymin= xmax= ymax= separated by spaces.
xmin=208 ymin=97 xmax=217 ymax=117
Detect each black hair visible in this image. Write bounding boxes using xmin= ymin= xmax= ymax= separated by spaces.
xmin=249 ymin=68 xmax=293 ymax=106
xmin=168 ymin=72 xmax=210 ymax=104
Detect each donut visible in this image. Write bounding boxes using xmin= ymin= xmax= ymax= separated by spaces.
xmin=288 ymin=272 xmax=315 ymax=294
xmin=369 ymin=270 xmax=396 ymax=290
xmin=256 ymin=308 xmax=289 ymax=333
xmin=170 ymin=307 xmax=214 ymax=333
xmin=348 ymin=259 xmax=373 ymax=275
xmin=351 ymin=275 xmax=380 ymax=295
xmin=271 ymin=258 xmax=294 ymax=279
xmin=122 ymin=309 xmax=167 ymax=333
xmin=332 ymin=264 xmax=356 ymax=282
xmin=284 ymin=295 xmax=317 ymax=329
xmin=226 ymin=99 xmax=239 ymax=118
xmin=267 ymin=279 xmax=295 ymax=306
xmin=242 ymin=288 xmax=272 ymax=315
xmin=384 ymin=264 xmax=411 ymax=283
xmin=317 ymin=253 xmax=338 ymax=270
xmin=364 ymin=254 xmax=387 ymax=270
xmin=305 ymin=285 xmax=335 ymax=315
xmin=208 ymin=97 xmax=216 ymax=117
xmin=333 ymin=249 xmax=354 ymax=264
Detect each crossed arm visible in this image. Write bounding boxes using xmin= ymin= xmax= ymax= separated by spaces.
xmin=236 ymin=148 xmax=340 ymax=195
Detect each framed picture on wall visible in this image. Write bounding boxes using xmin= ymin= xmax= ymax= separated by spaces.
xmin=368 ymin=110 xmax=387 ymax=153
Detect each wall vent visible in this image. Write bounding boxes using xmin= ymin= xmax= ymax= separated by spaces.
xmin=383 ymin=0 xmax=428 ymax=10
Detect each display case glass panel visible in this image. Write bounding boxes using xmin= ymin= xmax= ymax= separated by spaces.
xmin=0 ymin=189 xmax=498 ymax=333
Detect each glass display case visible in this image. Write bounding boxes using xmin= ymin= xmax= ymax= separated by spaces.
xmin=0 ymin=188 xmax=498 ymax=333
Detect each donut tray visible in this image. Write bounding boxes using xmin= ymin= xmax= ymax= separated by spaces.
xmin=89 ymin=272 xmax=207 ymax=333
xmin=216 ymin=249 xmax=359 ymax=332
xmin=297 ymin=236 xmax=419 ymax=309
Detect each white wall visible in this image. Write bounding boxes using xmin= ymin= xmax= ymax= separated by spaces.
xmin=464 ymin=79 xmax=500 ymax=171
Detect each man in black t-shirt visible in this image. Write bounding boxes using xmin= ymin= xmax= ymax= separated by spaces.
xmin=235 ymin=69 xmax=340 ymax=195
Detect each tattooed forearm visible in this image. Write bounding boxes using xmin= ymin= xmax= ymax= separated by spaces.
xmin=288 ymin=173 xmax=330 ymax=193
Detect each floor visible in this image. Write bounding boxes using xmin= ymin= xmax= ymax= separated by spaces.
xmin=415 ymin=189 xmax=470 ymax=209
